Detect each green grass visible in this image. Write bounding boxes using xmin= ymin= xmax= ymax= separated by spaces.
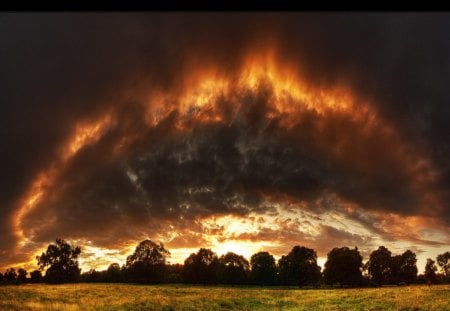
xmin=0 ymin=284 xmax=449 ymax=310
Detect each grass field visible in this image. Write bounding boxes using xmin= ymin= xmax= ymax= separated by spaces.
xmin=0 ymin=283 xmax=449 ymax=310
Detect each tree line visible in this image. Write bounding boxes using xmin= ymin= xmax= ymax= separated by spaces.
xmin=1 ymin=238 xmax=449 ymax=287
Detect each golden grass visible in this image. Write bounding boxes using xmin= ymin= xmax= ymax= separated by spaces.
xmin=0 ymin=283 xmax=449 ymax=310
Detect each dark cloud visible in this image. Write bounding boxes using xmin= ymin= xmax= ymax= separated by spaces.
xmin=19 ymin=82 xmax=444 ymax=248
xmin=1 ymin=13 xmax=449 ymax=268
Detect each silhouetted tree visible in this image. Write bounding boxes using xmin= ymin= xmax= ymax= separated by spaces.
xmin=323 ymin=247 xmax=363 ymax=287
xmin=424 ymin=258 xmax=438 ymax=284
xmin=436 ymin=251 xmax=450 ymax=281
xmin=217 ymin=252 xmax=250 ymax=285
xmin=36 ymin=238 xmax=81 ymax=284
xmin=4 ymin=268 xmax=17 ymax=283
xmin=182 ymin=248 xmax=219 ymax=284
xmin=17 ymin=268 xmax=27 ymax=283
xmin=366 ymin=247 xmax=417 ymax=285
xmin=30 ymin=270 xmax=43 ymax=283
xmin=250 ymin=251 xmax=277 ymax=285
xmin=125 ymin=240 xmax=170 ymax=283
xmin=398 ymin=250 xmax=418 ymax=284
xmin=278 ymin=246 xmax=321 ymax=287
xmin=367 ymin=246 xmax=392 ymax=285
xmin=167 ymin=264 xmax=183 ymax=283
xmin=416 ymin=273 xmax=426 ymax=284
xmin=81 ymin=269 xmax=103 ymax=283
xmin=106 ymin=263 xmax=122 ymax=282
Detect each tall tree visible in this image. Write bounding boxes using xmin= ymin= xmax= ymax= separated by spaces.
xmin=436 ymin=251 xmax=450 ymax=281
xmin=250 ymin=251 xmax=277 ymax=285
xmin=424 ymin=258 xmax=438 ymax=284
xmin=36 ymin=238 xmax=81 ymax=284
xmin=323 ymin=247 xmax=363 ymax=287
xmin=399 ymin=250 xmax=418 ymax=284
xmin=125 ymin=240 xmax=170 ymax=283
xmin=278 ymin=246 xmax=321 ymax=287
xmin=367 ymin=246 xmax=392 ymax=285
xmin=218 ymin=252 xmax=250 ymax=285
xmin=182 ymin=248 xmax=219 ymax=284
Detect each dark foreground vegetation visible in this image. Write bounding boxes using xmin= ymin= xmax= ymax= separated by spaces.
xmin=1 ymin=239 xmax=449 ymax=288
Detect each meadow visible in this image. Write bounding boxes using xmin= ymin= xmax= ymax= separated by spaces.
xmin=0 ymin=283 xmax=449 ymax=310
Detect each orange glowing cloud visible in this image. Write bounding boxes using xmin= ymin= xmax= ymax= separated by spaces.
xmin=7 ymin=50 xmax=447 ymax=273
xmin=12 ymin=112 xmax=115 ymax=248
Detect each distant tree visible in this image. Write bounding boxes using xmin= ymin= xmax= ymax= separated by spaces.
xmin=106 ymin=263 xmax=122 ymax=283
xmin=323 ymin=247 xmax=363 ymax=287
xmin=182 ymin=248 xmax=219 ymax=284
xmin=36 ymin=238 xmax=81 ymax=284
xmin=4 ymin=268 xmax=17 ymax=283
xmin=416 ymin=273 xmax=427 ymax=284
xmin=125 ymin=240 xmax=170 ymax=283
xmin=0 ymin=272 xmax=3 ymax=283
xmin=436 ymin=251 xmax=450 ymax=281
xmin=80 ymin=270 xmax=90 ymax=283
xmin=217 ymin=252 xmax=250 ymax=285
xmin=167 ymin=264 xmax=183 ymax=283
xmin=278 ymin=246 xmax=321 ymax=287
xmin=424 ymin=258 xmax=438 ymax=284
xmin=81 ymin=269 xmax=103 ymax=283
xmin=367 ymin=246 xmax=392 ymax=285
xmin=30 ymin=270 xmax=43 ymax=283
xmin=250 ymin=251 xmax=277 ymax=285
xmin=17 ymin=268 xmax=28 ymax=283
xmin=361 ymin=274 xmax=371 ymax=287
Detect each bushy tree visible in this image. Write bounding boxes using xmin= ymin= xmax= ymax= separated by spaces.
xmin=36 ymin=238 xmax=81 ymax=284
xmin=397 ymin=250 xmax=418 ymax=284
xmin=167 ymin=264 xmax=183 ymax=283
xmin=217 ymin=252 xmax=250 ymax=285
xmin=323 ymin=247 xmax=363 ymax=287
xmin=250 ymin=251 xmax=277 ymax=285
xmin=17 ymin=268 xmax=27 ymax=283
xmin=106 ymin=263 xmax=122 ymax=282
xmin=182 ymin=248 xmax=219 ymax=284
xmin=366 ymin=247 xmax=418 ymax=285
xmin=125 ymin=240 xmax=170 ymax=283
xmin=4 ymin=268 xmax=17 ymax=283
xmin=424 ymin=258 xmax=438 ymax=284
xmin=278 ymin=246 xmax=321 ymax=287
xmin=367 ymin=246 xmax=392 ymax=285
xmin=436 ymin=251 xmax=450 ymax=281
xmin=30 ymin=270 xmax=43 ymax=283
xmin=81 ymin=269 xmax=103 ymax=283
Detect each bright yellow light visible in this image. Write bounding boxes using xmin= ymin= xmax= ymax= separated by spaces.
xmin=213 ymin=240 xmax=265 ymax=259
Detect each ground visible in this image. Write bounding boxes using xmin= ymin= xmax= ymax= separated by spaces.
xmin=0 ymin=284 xmax=449 ymax=310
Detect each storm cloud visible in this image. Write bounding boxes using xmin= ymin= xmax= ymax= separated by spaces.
xmin=0 ymin=13 xmax=449 ymax=270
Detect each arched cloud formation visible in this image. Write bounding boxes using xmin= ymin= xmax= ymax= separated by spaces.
xmin=1 ymin=13 xmax=449 ymax=269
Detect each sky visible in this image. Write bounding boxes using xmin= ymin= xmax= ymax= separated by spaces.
xmin=0 ymin=13 xmax=449 ymax=273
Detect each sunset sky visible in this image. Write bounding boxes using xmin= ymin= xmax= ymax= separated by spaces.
xmin=0 ymin=13 xmax=449 ymax=273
